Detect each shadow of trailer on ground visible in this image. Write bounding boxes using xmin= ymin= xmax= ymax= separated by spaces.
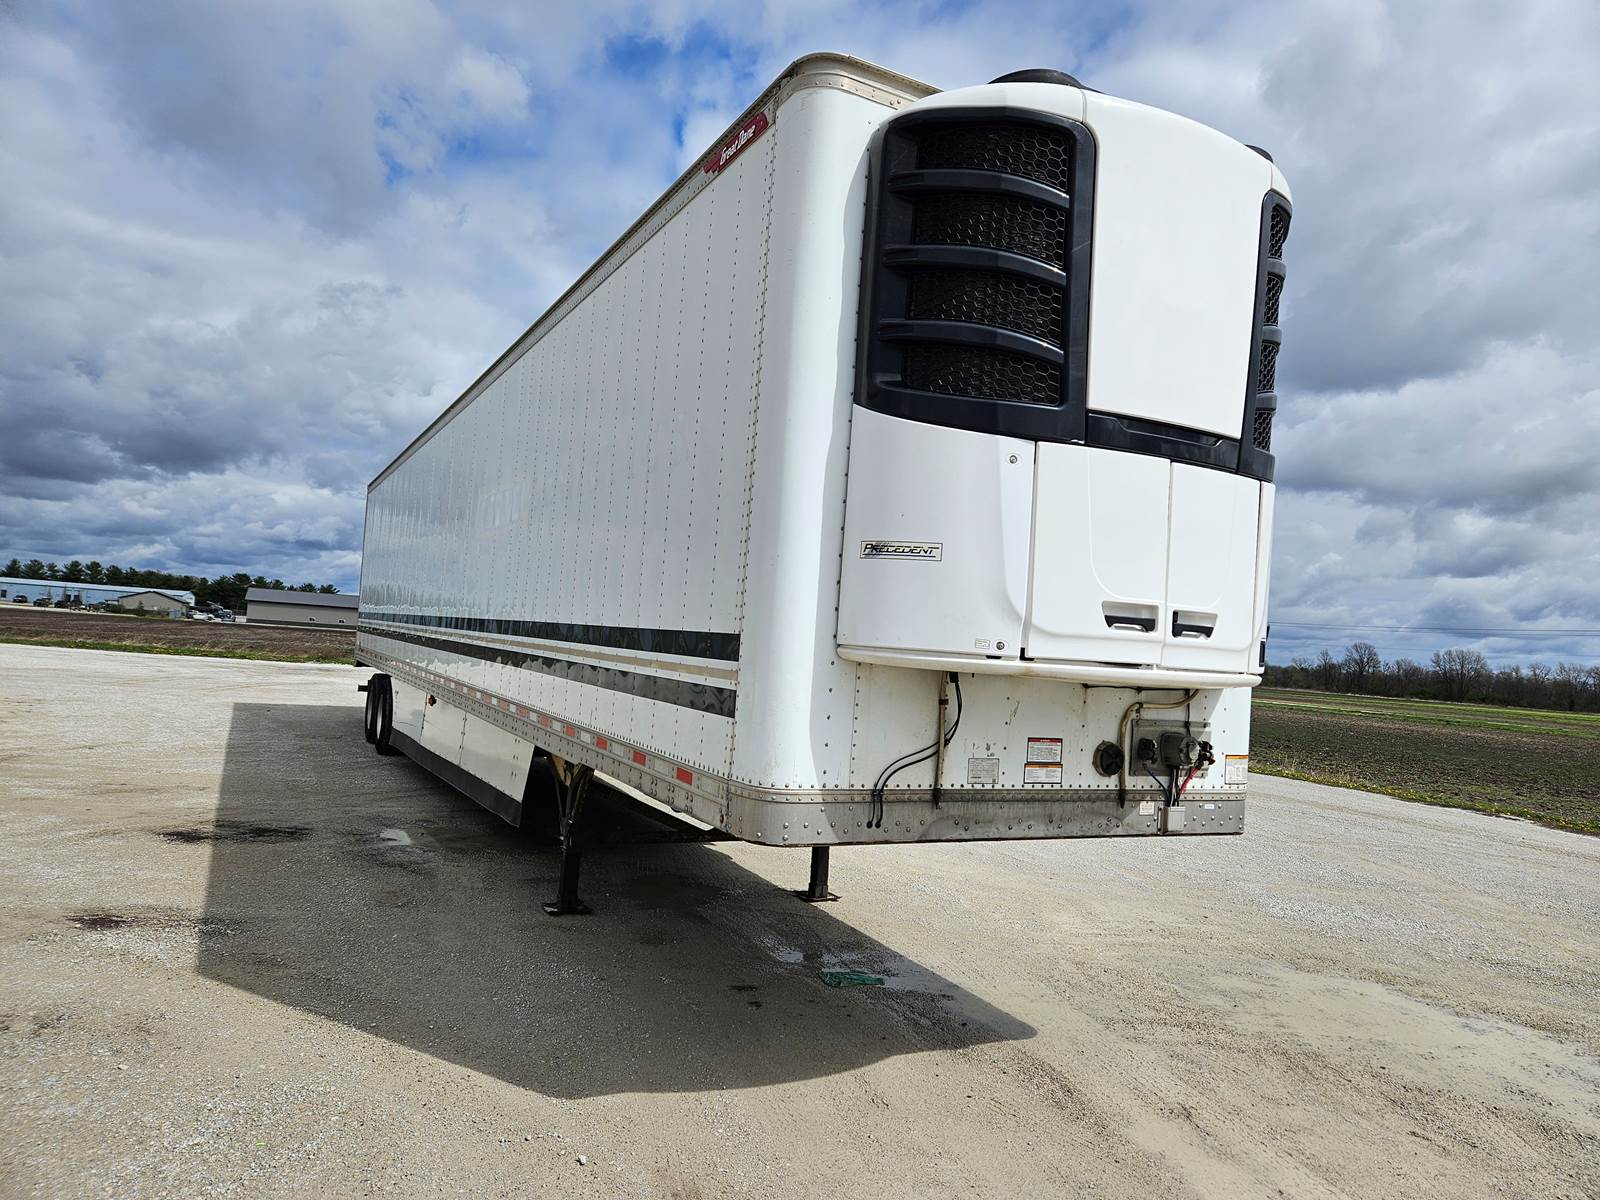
xmin=193 ymin=701 xmax=1033 ymax=1099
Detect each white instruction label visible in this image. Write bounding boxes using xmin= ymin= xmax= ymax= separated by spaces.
xmin=967 ymin=757 xmax=1000 ymax=785
xmin=1225 ymin=754 xmax=1248 ymax=784
xmin=1023 ymin=763 xmax=1063 ymax=785
xmin=1139 ymin=799 xmax=1156 ymax=816
xmin=1025 ymin=737 xmax=1063 ymax=763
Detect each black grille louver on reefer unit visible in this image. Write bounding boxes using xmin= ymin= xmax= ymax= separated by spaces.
xmin=1240 ymin=194 xmax=1291 ymax=481
xmin=856 ymin=107 xmax=1096 ymax=442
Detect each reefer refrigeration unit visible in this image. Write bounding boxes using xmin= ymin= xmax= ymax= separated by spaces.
xmin=355 ymin=54 xmax=1292 ymax=911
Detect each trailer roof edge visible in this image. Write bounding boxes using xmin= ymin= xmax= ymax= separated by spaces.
xmin=366 ymin=52 xmax=938 ymax=492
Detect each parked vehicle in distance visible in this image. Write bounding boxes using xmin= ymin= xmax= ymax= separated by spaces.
xmin=355 ymin=54 xmax=1292 ymax=914
xmin=11 ymin=595 xmax=26 ymax=604
xmin=31 ymin=597 xmax=49 ymax=607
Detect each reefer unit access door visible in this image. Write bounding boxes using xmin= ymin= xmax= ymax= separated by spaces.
xmin=838 ymin=80 xmax=1289 ymax=683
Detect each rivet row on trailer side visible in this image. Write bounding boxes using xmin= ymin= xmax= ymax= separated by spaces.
xmin=354 ymin=54 xmax=1293 ymax=912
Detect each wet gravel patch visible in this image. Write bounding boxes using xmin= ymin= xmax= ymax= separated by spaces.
xmin=158 ymin=823 xmax=311 ymax=844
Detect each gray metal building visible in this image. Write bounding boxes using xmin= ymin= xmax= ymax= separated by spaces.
xmin=244 ymin=588 xmax=358 ymax=628
xmin=110 ymin=590 xmax=190 ymax=617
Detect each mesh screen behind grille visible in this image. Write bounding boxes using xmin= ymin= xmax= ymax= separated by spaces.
xmin=904 ymin=343 xmax=1061 ymax=405
xmin=1253 ymin=408 xmax=1273 ymax=451
xmin=1264 ymin=274 xmax=1283 ymax=327
xmin=911 ymin=192 xmax=1067 ymax=269
xmin=907 ymin=268 xmax=1063 ymax=345
xmin=864 ymin=113 xmax=1084 ymax=422
xmin=1257 ymin=342 xmax=1280 ymax=393
xmin=916 ymin=124 xmax=1071 ymax=192
xmin=1269 ymin=206 xmax=1291 ymax=258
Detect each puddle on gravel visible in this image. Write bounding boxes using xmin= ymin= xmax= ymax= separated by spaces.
xmin=755 ymin=935 xmax=954 ymax=999
xmin=158 ymin=822 xmax=311 ymax=844
xmin=67 ymin=913 xmax=138 ymax=931
xmin=359 ymin=827 xmax=434 ymax=874
xmin=65 ymin=911 xmax=236 ymax=936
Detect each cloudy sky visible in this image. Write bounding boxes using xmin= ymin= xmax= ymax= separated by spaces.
xmin=2 ymin=0 xmax=1597 ymax=666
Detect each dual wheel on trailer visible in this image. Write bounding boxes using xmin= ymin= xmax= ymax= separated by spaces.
xmin=361 ymin=673 xmax=401 ymax=755
xmin=358 ymin=671 xmax=837 ymax=915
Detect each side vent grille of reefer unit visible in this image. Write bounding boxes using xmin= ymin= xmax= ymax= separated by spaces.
xmin=856 ymin=106 xmax=1096 ymax=442
xmin=1241 ymin=195 xmax=1291 ymax=481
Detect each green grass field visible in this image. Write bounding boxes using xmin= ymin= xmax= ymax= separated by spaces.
xmin=1251 ymin=687 xmax=1600 ymax=834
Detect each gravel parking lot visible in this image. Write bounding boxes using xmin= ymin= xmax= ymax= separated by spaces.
xmin=1 ymin=644 xmax=1596 ymax=1199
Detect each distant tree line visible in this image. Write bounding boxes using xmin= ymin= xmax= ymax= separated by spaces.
xmin=1265 ymin=641 xmax=1600 ymax=712
xmin=3 ymin=557 xmax=341 ymax=613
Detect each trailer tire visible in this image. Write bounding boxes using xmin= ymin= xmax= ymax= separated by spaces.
xmin=372 ymin=676 xmax=401 ymax=756
xmin=363 ymin=679 xmax=381 ymax=744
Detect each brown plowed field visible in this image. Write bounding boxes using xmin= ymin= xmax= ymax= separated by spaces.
xmin=0 ymin=603 xmax=352 ymax=662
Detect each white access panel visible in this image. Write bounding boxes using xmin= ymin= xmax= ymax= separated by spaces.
xmin=1081 ymin=91 xmax=1273 ymax=438
xmin=459 ymin=713 xmax=537 ymax=801
xmin=1025 ymin=443 xmax=1169 ymax=665
xmin=390 ymin=675 xmax=427 ymax=744
xmin=838 ymin=409 xmax=1034 ymax=658
xmin=1161 ymin=465 xmax=1261 ymax=672
xmin=415 ymin=683 xmax=467 ymax=764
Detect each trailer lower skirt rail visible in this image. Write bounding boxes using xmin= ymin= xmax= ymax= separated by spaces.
xmin=359 ymin=649 xmax=1246 ymax=847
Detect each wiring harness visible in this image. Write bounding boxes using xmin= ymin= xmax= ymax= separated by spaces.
xmin=868 ymin=673 xmax=963 ymax=828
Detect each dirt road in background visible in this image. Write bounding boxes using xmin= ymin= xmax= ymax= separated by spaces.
xmin=1 ymin=645 xmax=1596 ymax=1199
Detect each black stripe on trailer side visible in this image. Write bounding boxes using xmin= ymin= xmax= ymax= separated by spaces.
xmin=358 ymin=612 xmax=739 ymax=662
xmin=359 ymin=626 xmax=737 ymax=718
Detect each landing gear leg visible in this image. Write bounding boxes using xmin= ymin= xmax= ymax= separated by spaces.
xmin=543 ymin=761 xmax=595 ymax=916
xmin=793 ymin=845 xmax=839 ymax=903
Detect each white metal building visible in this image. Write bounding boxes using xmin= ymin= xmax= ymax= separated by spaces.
xmin=0 ymin=576 xmax=196 ymax=609
xmin=244 ymin=588 xmax=358 ymax=628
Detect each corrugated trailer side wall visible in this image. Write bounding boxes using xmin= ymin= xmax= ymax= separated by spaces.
xmin=358 ymin=108 xmax=781 ymax=784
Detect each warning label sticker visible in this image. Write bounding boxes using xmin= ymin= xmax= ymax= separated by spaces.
xmin=1023 ymin=763 xmax=1063 ymax=785
xmin=1225 ymin=754 xmax=1249 ymax=784
xmin=1025 ymin=737 xmax=1063 ymax=763
xmin=1139 ymin=799 xmax=1156 ymax=816
xmin=967 ymin=757 xmax=1000 ymax=785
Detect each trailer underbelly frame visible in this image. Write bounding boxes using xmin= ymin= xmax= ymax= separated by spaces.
xmin=356 ymin=648 xmax=1245 ymax=846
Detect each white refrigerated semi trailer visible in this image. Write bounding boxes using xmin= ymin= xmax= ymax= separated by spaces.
xmin=356 ymin=54 xmax=1292 ymax=912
